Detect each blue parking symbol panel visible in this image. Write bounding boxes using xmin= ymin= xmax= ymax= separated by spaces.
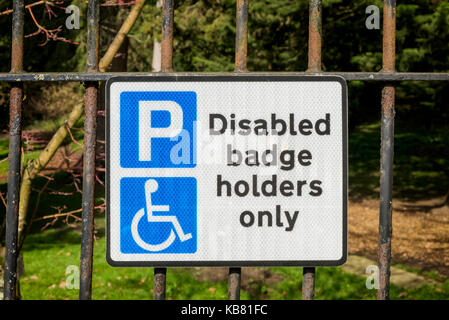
xmin=120 ymin=177 xmax=197 ymax=254
xmin=120 ymin=91 xmax=197 ymax=168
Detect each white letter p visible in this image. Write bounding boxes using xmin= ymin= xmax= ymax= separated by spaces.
xmin=139 ymin=101 xmax=183 ymax=161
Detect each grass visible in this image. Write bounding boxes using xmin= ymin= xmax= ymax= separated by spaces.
xmin=20 ymin=224 xmax=234 ymax=300
xmin=18 ymin=220 xmax=449 ymax=300
xmin=393 ymin=263 xmax=448 ymax=283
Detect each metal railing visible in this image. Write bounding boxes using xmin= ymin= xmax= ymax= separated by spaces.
xmin=2 ymin=0 xmax=448 ymax=301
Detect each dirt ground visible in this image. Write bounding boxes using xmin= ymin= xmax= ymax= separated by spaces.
xmin=348 ymin=198 xmax=449 ymax=277
xmin=191 ymin=197 xmax=449 ymax=286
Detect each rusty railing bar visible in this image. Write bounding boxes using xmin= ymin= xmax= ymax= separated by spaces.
xmin=378 ymin=0 xmax=396 ymax=301
xmin=154 ymin=267 xmax=167 ymax=300
xmin=4 ymin=0 xmax=24 ymax=300
xmin=79 ymin=0 xmax=100 ymax=300
xmin=1 ymin=72 xmax=449 ymax=82
xmin=302 ymin=267 xmax=316 ymax=300
xmin=302 ymin=0 xmax=322 ymax=300
xmin=234 ymin=0 xmax=248 ymax=73
xmin=307 ymin=0 xmax=321 ymax=72
xmin=227 ymin=0 xmax=248 ymax=301
xmin=153 ymin=0 xmax=174 ymax=300
xmin=228 ymin=267 xmax=241 ymax=300
xmin=161 ymin=0 xmax=174 ymax=73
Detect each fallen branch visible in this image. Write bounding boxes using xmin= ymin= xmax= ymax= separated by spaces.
xmin=99 ymin=0 xmax=146 ymax=72
xmin=18 ymin=103 xmax=84 ymax=238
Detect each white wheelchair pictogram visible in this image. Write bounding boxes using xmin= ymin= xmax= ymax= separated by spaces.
xmin=131 ymin=179 xmax=192 ymax=252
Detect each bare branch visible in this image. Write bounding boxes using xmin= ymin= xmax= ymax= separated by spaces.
xmin=99 ymin=0 xmax=146 ymax=71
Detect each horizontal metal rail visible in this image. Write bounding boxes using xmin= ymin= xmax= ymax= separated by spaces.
xmin=1 ymin=72 xmax=449 ymax=82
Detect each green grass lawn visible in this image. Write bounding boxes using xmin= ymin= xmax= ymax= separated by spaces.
xmin=18 ymin=218 xmax=449 ymax=300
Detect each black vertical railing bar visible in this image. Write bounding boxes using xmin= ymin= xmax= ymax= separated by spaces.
xmin=4 ymin=0 xmax=24 ymax=301
xmin=377 ymin=0 xmax=396 ymax=300
xmin=153 ymin=0 xmax=174 ymax=300
xmin=302 ymin=0 xmax=322 ymax=300
xmin=227 ymin=0 xmax=248 ymax=301
xmin=79 ymin=0 xmax=100 ymax=300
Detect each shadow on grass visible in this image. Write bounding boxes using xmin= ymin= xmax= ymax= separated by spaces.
xmin=23 ymin=227 xmax=82 ymax=250
xmin=349 ymin=121 xmax=449 ymax=202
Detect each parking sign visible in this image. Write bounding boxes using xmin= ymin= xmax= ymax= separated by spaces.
xmin=106 ymin=75 xmax=348 ymax=267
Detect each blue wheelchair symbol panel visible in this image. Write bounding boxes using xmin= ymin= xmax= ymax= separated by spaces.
xmin=120 ymin=177 xmax=197 ymax=254
xmin=120 ymin=91 xmax=197 ymax=168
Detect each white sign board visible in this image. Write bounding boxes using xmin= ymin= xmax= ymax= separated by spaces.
xmin=106 ymin=76 xmax=347 ymax=267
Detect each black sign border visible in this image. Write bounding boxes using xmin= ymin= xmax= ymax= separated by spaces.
xmin=105 ymin=75 xmax=348 ymax=267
